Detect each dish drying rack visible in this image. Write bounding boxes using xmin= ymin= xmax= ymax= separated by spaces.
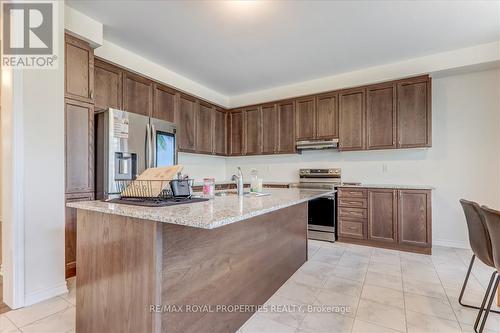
xmin=116 ymin=180 xmax=173 ymax=200
xmin=109 ymin=179 xmax=207 ymax=207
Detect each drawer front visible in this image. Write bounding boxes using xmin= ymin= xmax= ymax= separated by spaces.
xmin=66 ymin=192 xmax=94 ymax=202
xmin=338 ymin=188 xmax=367 ymax=198
xmin=339 ymin=197 xmax=367 ymax=208
xmin=339 ymin=219 xmax=365 ymax=239
xmin=339 ymin=207 xmax=367 ymax=219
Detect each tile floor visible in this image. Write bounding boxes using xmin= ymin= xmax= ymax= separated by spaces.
xmin=1 ymin=241 xmax=499 ymax=333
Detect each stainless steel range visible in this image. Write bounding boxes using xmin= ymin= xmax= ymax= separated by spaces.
xmin=292 ymin=168 xmax=341 ymax=242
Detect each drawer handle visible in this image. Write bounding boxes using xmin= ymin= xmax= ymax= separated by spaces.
xmin=346 ymin=226 xmax=358 ymax=231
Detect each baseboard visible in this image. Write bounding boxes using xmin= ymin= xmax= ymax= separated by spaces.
xmin=433 ymin=238 xmax=470 ymax=249
xmin=24 ymin=282 xmax=69 ymax=306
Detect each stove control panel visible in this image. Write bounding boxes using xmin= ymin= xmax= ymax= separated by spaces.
xmin=299 ymin=168 xmax=341 ymax=178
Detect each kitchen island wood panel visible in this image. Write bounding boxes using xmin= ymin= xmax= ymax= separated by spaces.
xmin=75 ymin=202 xmax=308 ymax=333
xmin=162 ymin=202 xmax=307 ymax=333
xmin=76 ymin=210 xmax=160 ymax=333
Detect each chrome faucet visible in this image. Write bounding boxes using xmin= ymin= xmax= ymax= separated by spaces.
xmin=231 ymin=167 xmax=244 ymax=196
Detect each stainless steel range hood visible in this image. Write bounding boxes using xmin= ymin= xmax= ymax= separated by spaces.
xmin=296 ymin=139 xmax=339 ymax=151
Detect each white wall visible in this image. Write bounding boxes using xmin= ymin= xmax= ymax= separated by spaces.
xmin=178 ymin=152 xmax=226 ymax=182
xmin=225 ymin=69 xmax=500 ymax=248
xmin=1 ymin=1 xmax=67 ymax=307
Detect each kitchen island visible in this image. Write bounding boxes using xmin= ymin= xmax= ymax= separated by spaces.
xmin=67 ymin=188 xmax=332 ymax=333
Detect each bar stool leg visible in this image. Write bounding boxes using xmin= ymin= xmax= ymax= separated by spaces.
xmin=460 ymin=255 xmax=500 ymax=314
xmin=475 ymin=271 xmax=498 ymax=332
xmin=479 ymin=274 xmax=500 ymax=333
xmin=459 ymin=255 xmax=476 ymax=306
xmin=497 ymin=284 xmax=500 ymax=307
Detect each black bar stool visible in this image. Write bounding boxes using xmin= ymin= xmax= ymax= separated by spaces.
xmin=459 ymin=199 xmax=499 ymax=316
xmin=478 ymin=205 xmax=500 ymax=333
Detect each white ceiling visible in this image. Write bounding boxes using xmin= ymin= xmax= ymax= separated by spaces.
xmin=67 ymin=0 xmax=500 ymax=95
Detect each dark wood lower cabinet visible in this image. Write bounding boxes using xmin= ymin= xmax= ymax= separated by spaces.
xmin=65 ymin=192 xmax=94 ymax=278
xmin=398 ymin=189 xmax=432 ymax=248
xmin=338 ymin=187 xmax=432 ymax=254
xmin=367 ymin=189 xmax=397 ymax=243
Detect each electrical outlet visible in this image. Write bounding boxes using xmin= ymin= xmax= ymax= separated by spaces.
xmin=382 ymin=164 xmax=388 ymax=173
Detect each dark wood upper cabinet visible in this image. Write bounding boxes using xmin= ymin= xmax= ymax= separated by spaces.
xmin=213 ymin=108 xmax=227 ymax=156
xmin=195 ymin=102 xmax=214 ymax=154
xmin=244 ymin=107 xmax=262 ymax=155
xmin=367 ymin=189 xmax=397 ymax=243
xmin=316 ymin=92 xmax=339 ymax=139
xmin=339 ymin=88 xmax=366 ymax=151
xmin=92 ymin=57 xmax=432 ymax=157
xmin=65 ymin=99 xmax=94 ymax=194
xmin=65 ymin=34 xmax=94 ymax=103
xmin=153 ymin=84 xmax=176 ymax=123
xmin=398 ymin=189 xmax=431 ymax=248
xmin=366 ymin=83 xmax=396 ymax=150
xmin=94 ymin=59 xmax=122 ymax=110
xmin=177 ymin=94 xmax=197 ymax=152
xmin=261 ymin=104 xmax=278 ymax=154
xmin=122 ymin=71 xmax=153 ymax=117
xmin=397 ymin=77 xmax=431 ymax=148
xmin=229 ymin=110 xmax=244 ymax=156
xmin=295 ymin=97 xmax=316 ymax=141
xmin=277 ymin=101 xmax=296 ymax=154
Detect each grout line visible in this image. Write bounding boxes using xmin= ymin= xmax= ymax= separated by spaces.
xmin=1 ymin=314 xmax=18 ymax=330
xmin=349 ymin=245 xmax=371 ymax=333
xmin=431 ymin=248 xmax=469 ymax=332
xmin=13 ymin=303 xmax=73 ymax=330
xmin=295 ymin=240 xmax=344 ymax=331
xmin=400 ymin=250 xmax=409 ymax=333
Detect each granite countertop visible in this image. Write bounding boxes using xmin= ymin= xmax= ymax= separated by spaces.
xmin=67 ymin=188 xmax=332 ymax=229
xmin=338 ymin=183 xmax=434 ymax=190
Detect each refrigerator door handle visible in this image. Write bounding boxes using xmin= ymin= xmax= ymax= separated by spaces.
xmin=146 ymin=123 xmax=152 ymax=169
xmin=151 ymin=123 xmax=157 ymax=168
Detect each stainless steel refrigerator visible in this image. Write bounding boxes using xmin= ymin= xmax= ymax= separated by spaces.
xmin=95 ymin=108 xmax=177 ymax=199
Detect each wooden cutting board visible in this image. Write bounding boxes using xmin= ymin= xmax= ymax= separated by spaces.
xmin=121 ymin=165 xmax=184 ymax=198
xmin=136 ymin=165 xmax=184 ymax=181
